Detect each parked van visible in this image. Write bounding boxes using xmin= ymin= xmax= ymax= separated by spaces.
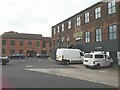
xmin=83 ymin=52 xmax=113 ymax=69
xmin=56 ymin=48 xmax=84 ymax=64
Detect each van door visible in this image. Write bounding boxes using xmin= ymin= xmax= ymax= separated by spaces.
xmin=95 ymin=55 xmax=106 ymax=67
xmin=104 ymin=55 xmax=111 ymax=66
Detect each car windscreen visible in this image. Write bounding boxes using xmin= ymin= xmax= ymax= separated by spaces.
xmin=84 ymin=54 xmax=93 ymax=58
xmin=95 ymin=55 xmax=104 ymax=58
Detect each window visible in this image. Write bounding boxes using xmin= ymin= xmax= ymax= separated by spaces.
xmin=43 ymin=40 xmax=46 ymax=48
xmin=11 ymin=40 xmax=15 ymax=46
xmin=105 ymin=55 xmax=110 ymax=60
xmin=20 ymin=40 xmax=24 ymax=46
xmin=19 ymin=49 xmax=23 ymax=54
xmin=108 ymin=25 xmax=117 ymax=40
xmin=77 ymin=16 xmax=80 ymax=26
xmin=95 ymin=55 xmax=104 ymax=58
xmin=85 ymin=32 xmax=90 ymax=43
xmin=68 ymin=21 xmax=71 ymax=29
xmin=66 ymin=36 xmax=70 ymax=45
xmin=108 ymin=0 xmax=116 ymax=14
xmin=85 ymin=54 xmax=93 ymax=58
xmin=96 ymin=29 xmax=102 ymax=42
xmin=2 ymin=48 xmax=6 ymax=54
xmin=95 ymin=7 xmax=101 ymax=19
xmin=57 ymin=26 xmax=60 ymax=33
xmin=10 ymin=49 xmax=15 ymax=54
xmin=36 ymin=41 xmax=40 ymax=47
xmin=85 ymin=12 xmax=90 ymax=23
xmin=28 ymin=40 xmax=32 ymax=46
xmin=62 ymin=24 xmax=64 ymax=32
xmin=62 ymin=37 xmax=64 ymax=45
xmin=2 ymin=40 xmax=6 ymax=45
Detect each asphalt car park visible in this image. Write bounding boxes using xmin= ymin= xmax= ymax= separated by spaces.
xmin=2 ymin=57 xmax=118 ymax=88
xmin=24 ymin=58 xmax=118 ymax=87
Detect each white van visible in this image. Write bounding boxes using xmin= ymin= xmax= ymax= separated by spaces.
xmin=56 ymin=48 xmax=84 ymax=64
xmin=83 ymin=52 xmax=113 ymax=69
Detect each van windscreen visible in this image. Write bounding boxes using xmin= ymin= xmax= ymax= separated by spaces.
xmin=85 ymin=54 xmax=93 ymax=58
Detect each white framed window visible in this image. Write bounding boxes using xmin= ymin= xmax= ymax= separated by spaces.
xmin=108 ymin=24 xmax=117 ymax=40
xmin=66 ymin=36 xmax=70 ymax=45
xmin=57 ymin=39 xmax=60 ymax=47
xmin=62 ymin=37 xmax=64 ymax=42
xmin=85 ymin=12 xmax=90 ymax=23
xmin=95 ymin=7 xmax=101 ymax=19
xmin=62 ymin=37 xmax=64 ymax=45
xmin=96 ymin=29 xmax=102 ymax=42
xmin=68 ymin=21 xmax=71 ymax=29
xmin=62 ymin=24 xmax=64 ymax=32
xmin=108 ymin=0 xmax=116 ymax=14
xmin=85 ymin=32 xmax=90 ymax=43
xmin=57 ymin=26 xmax=59 ymax=33
xmin=77 ymin=16 xmax=80 ymax=26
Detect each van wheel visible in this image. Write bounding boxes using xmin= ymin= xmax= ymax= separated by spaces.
xmin=61 ymin=61 xmax=65 ymax=65
xmin=96 ymin=64 xmax=100 ymax=69
xmin=86 ymin=66 xmax=89 ymax=68
xmin=110 ymin=63 xmax=113 ymax=67
xmin=66 ymin=60 xmax=70 ymax=65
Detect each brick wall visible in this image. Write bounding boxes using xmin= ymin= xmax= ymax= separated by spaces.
xmin=52 ymin=2 xmax=119 ymax=48
xmin=2 ymin=38 xmax=43 ymax=57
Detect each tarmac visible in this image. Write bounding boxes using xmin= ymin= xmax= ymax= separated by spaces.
xmin=26 ymin=64 xmax=119 ymax=87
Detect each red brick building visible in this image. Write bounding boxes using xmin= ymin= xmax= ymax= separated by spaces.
xmin=1 ymin=31 xmax=52 ymax=57
xmin=51 ymin=1 xmax=120 ymax=64
xmin=42 ymin=37 xmax=52 ymax=55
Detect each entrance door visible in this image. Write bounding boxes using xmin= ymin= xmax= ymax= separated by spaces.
xmin=110 ymin=52 xmax=117 ymax=65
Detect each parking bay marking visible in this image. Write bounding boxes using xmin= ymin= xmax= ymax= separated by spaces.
xmin=25 ymin=65 xmax=34 ymax=68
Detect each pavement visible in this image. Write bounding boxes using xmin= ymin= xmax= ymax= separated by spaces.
xmin=26 ymin=59 xmax=119 ymax=87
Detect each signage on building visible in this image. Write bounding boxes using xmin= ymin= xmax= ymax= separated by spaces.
xmin=94 ymin=46 xmax=104 ymax=51
xmin=73 ymin=31 xmax=83 ymax=39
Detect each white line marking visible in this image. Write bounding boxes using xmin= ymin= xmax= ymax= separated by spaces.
xmin=25 ymin=65 xmax=34 ymax=68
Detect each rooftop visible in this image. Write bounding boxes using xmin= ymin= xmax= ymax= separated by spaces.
xmin=2 ymin=31 xmax=43 ymax=40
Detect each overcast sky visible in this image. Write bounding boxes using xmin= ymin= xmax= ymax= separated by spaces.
xmin=0 ymin=0 xmax=101 ymax=37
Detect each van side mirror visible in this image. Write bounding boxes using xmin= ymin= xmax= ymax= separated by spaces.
xmin=106 ymin=56 xmax=110 ymax=60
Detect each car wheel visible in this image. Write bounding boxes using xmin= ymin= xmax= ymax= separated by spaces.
xmin=61 ymin=60 xmax=66 ymax=65
xmin=86 ymin=66 xmax=89 ymax=68
xmin=61 ymin=61 xmax=64 ymax=65
xmin=96 ymin=64 xmax=100 ymax=69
